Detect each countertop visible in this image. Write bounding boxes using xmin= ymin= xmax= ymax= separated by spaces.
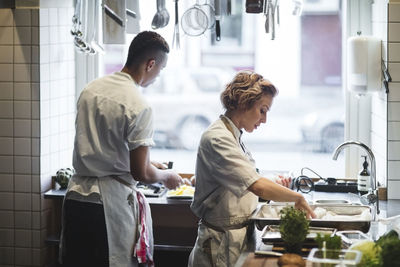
xmin=235 ymin=191 xmax=400 ymax=267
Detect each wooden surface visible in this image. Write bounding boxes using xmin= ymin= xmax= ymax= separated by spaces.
xmin=241 ymin=253 xmax=313 ymax=267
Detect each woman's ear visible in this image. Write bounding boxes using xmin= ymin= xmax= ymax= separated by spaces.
xmin=146 ymin=59 xmax=156 ymax=72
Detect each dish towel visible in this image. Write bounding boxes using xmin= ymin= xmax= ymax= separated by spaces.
xmin=133 ymin=191 xmax=154 ymax=266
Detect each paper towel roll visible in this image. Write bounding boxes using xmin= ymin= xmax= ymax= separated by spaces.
xmin=347 ymin=35 xmax=381 ymax=94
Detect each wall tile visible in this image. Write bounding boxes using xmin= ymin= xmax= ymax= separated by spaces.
xmin=14 ymin=64 xmax=31 ymax=82
xmin=40 ymin=63 xmax=50 ymax=82
xmin=389 ymin=22 xmax=400 ymax=42
xmin=32 ymin=156 xmax=39 ymax=175
xmin=15 ymin=247 xmax=32 ymax=265
xmin=39 ymin=26 xmax=49 ymax=45
xmin=40 ymin=100 xmax=49 ymax=119
xmin=32 ymin=45 xmax=39 ymax=63
xmin=0 ymin=100 xmax=13 ymax=118
xmin=32 ymin=212 xmax=40 ymax=230
xmin=39 ymin=8 xmax=49 ymax=27
xmin=40 ymin=137 xmax=49 ymax=156
xmin=14 ymin=27 xmax=31 ymax=45
xmin=14 ymin=192 xmax=31 ymax=211
xmin=49 ymin=26 xmax=59 ymax=45
xmin=14 ymin=119 xmax=31 ymax=137
xmin=14 ymin=45 xmax=31 ymax=64
xmin=388 ymin=102 xmax=400 ymax=120
xmin=32 ymin=193 xmax=40 ymax=211
xmin=0 ymin=229 xmax=14 ymax=246
xmin=0 ymin=64 xmax=13 ymax=82
xmin=32 ymin=138 xmax=39 ymax=157
xmin=15 ymin=229 xmax=32 ymax=247
xmin=32 ymin=9 xmax=39 ymax=26
xmin=388 ymin=141 xmax=400 ymax=160
xmin=0 ymin=192 xmax=14 ymax=210
xmin=32 ymin=119 xmax=40 ymax=138
xmin=388 ymin=180 xmax=400 ymax=199
xmin=15 ymin=211 xmax=32 ymax=229
xmin=14 ymin=9 xmax=31 ymax=27
xmin=49 ymin=8 xmax=58 ymax=26
xmin=372 ymin=21 xmax=388 ymax=41
xmin=0 ymin=82 xmax=13 ymax=100
xmin=0 ymin=10 xmax=13 ymax=26
xmin=389 ymin=121 xmax=400 ymax=139
xmin=32 ymin=101 xmax=39 ymax=119
xmin=0 ymin=247 xmax=14 ymax=265
xmin=389 ymin=3 xmax=400 ymax=22
xmin=31 ymin=64 xmax=39 ymax=82
xmin=0 ymin=211 xmax=14 ymax=228
xmin=389 ymin=43 xmax=400 ymax=61
xmin=31 ymin=175 xmax=40 ymax=193
xmin=0 ymin=137 xmax=13 ymax=155
xmin=14 ymin=101 xmax=31 ymax=119
xmin=40 ymin=173 xmax=51 ymax=193
xmin=0 ymin=45 xmax=13 ymax=63
xmin=32 ymin=27 xmax=39 ymax=47
xmin=32 ymin=230 xmax=40 ymax=248
xmin=14 ymin=82 xmax=31 ymax=100
xmin=39 ymin=44 xmax=49 ymax=63
xmin=373 ymin=0 xmax=388 ymax=23
xmin=0 ymin=174 xmax=13 ymax=191
xmin=14 ymin=156 xmax=31 ymax=174
xmin=388 ymin=63 xmax=400 ymax=82
xmin=58 ymin=8 xmax=68 ymax=26
xmin=15 ymin=174 xmax=31 ymax=193
xmin=0 ymin=119 xmax=13 ymax=136
xmin=0 ymin=27 xmax=13 ymax=45
xmin=32 ymin=83 xmax=39 ymax=100
xmin=0 ymin=156 xmax=13 ymax=173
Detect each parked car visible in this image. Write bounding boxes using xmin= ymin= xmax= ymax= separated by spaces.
xmin=144 ymin=67 xmax=234 ymax=150
xmin=300 ymin=109 xmax=345 ymax=153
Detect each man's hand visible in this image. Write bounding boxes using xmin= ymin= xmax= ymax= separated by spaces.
xmin=151 ymin=161 xmax=168 ymax=169
xmin=162 ymin=170 xmax=183 ymax=190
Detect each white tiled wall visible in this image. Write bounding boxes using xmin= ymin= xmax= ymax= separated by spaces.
xmin=0 ymin=5 xmax=75 ymax=267
xmin=387 ymin=2 xmax=400 ymax=199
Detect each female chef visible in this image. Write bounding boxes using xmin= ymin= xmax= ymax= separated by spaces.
xmin=188 ymin=70 xmax=316 ymax=267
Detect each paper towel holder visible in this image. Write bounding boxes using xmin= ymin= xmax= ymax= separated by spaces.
xmin=347 ymin=34 xmax=382 ymax=95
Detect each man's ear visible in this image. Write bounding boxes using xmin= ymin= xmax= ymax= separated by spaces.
xmin=146 ymin=59 xmax=156 ymax=72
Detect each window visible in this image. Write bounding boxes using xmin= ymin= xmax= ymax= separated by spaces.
xmin=99 ymin=0 xmax=345 ymax=177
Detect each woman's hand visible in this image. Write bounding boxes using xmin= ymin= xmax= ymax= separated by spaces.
xmin=294 ymin=196 xmax=316 ymax=219
xmin=276 ymin=175 xmax=291 ymax=188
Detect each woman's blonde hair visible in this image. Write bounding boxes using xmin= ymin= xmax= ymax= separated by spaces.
xmin=220 ymin=70 xmax=278 ymax=112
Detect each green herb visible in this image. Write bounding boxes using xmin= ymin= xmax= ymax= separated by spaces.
xmin=315 ymin=233 xmax=342 ymax=250
xmin=279 ymin=206 xmax=309 ymax=254
xmin=376 ymin=230 xmax=400 ymax=267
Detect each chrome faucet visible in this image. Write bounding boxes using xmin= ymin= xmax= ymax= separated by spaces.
xmin=332 ymin=140 xmax=380 ymax=218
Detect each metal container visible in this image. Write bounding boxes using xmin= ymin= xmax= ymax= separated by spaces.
xmin=250 ymin=203 xmax=372 ymax=233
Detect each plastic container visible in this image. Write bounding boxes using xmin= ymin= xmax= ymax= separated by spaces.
xmin=307 ymin=248 xmax=362 ymax=266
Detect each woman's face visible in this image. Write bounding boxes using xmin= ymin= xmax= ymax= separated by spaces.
xmin=238 ymin=94 xmax=273 ymax=133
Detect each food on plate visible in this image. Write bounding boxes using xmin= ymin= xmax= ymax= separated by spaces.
xmin=167 ymin=184 xmax=195 ymax=197
xmin=277 ymin=253 xmax=305 ymax=267
xmin=313 ymin=207 xmax=372 ymax=221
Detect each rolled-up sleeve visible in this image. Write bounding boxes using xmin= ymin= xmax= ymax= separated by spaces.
xmin=126 ymin=107 xmax=155 ymax=151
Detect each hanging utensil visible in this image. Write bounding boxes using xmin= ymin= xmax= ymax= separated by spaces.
xmin=264 ymin=0 xmax=269 ymax=33
xmin=181 ymin=1 xmax=208 ymax=37
xmin=215 ymin=0 xmax=221 ymax=41
xmin=276 ymin=0 xmax=280 ymax=25
xmin=172 ymin=0 xmax=180 ymax=49
xmin=200 ymin=0 xmax=215 ymax=30
xmin=270 ymin=0 xmax=276 ymax=40
xmin=227 ymin=0 xmax=232 ymax=15
xmin=160 ymin=0 xmax=170 ymax=28
xmin=151 ymin=0 xmax=163 ymax=29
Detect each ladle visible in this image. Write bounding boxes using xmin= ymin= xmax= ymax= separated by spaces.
xmin=160 ymin=0 xmax=170 ymax=28
xmin=151 ymin=0 xmax=164 ymax=30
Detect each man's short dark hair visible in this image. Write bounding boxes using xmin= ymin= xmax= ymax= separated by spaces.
xmin=125 ymin=31 xmax=169 ymax=69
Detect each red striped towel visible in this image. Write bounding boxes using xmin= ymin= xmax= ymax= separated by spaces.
xmin=133 ymin=191 xmax=154 ymax=266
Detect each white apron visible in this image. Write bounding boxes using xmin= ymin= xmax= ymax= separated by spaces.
xmin=60 ymin=175 xmax=154 ymax=267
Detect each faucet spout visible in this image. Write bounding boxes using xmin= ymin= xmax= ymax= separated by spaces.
xmin=332 ymin=140 xmax=379 ymax=216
